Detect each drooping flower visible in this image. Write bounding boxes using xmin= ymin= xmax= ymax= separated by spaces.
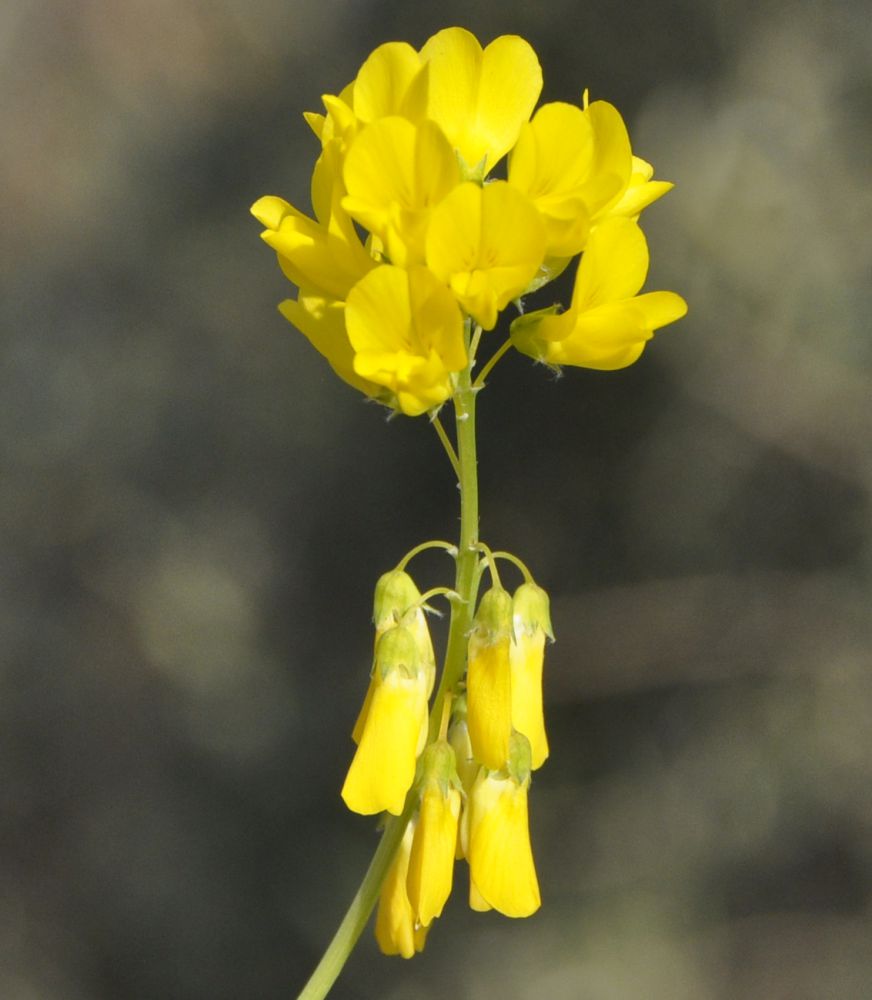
xmin=406 ymin=742 xmax=461 ymax=926
xmin=510 ymin=582 xmax=554 ymax=770
xmin=465 ymin=586 xmax=514 ymax=770
xmin=353 ymin=569 xmax=435 ymax=744
xmin=467 ymin=733 xmax=540 ymax=918
xmin=510 ymin=217 xmax=687 ymax=370
xmin=341 ymin=625 xmax=429 ymax=816
xmin=375 ymin=821 xmax=429 ymax=958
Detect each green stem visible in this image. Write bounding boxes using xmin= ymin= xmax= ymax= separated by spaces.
xmin=295 ymin=333 xmax=483 ymax=1000
xmin=296 ymin=796 xmax=417 ymax=1000
xmin=428 ymin=339 xmax=481 ymax=740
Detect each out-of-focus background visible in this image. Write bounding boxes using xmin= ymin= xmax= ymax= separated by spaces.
xmin=3 ymin=1 xmax=871 ymax=997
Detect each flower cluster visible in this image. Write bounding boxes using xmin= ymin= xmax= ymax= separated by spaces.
xmin=344 ymin=566 xmax=553 ymax=956
xmin=251 ymin=27 xmax=687 ymax=417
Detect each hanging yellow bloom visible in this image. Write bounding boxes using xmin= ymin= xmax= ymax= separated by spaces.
xmin=467 ymin=734 xmax=540 ymax=918
xmin=375 ymin=821 xmax=429 ymax=958
xmin=353 ymin=569 xmax=435 ymax=744
xmin=341 ymin=626 xmax=428 ymax=816
xmin=466 ymin=586 xmax=514 ymax=770
xmin=406 ymin=742 xmax=461 ymax=927
xmin=510 ymin=217 xmax=687 ymax=370
xmin=510 ymin=582 xmax=554 ymax=770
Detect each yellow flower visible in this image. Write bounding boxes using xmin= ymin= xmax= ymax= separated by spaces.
xmin=250 ymin=143 xmax=374 ymax=302
xmin=510 ymin=583 xmax=553 ymax=770
xmin=508 ymin=100 xmax=632 ymax=258
xmin=466 ymin=587 xmax=514 ymax=771
xmin=342 ymin=117 xmax=461 ymax=267
xmin=419 ymin=28 xmax=542 ymax=173
xmin=467 ymin=735 xmax=540 ymax=918
xmin=407 ymin=742 xmax=461 ymax=926
xmin=345 ymin=264 xmax=467 ymax=416
xmin=341 ymin=626 xmax=428 ymax=816
xmin=375 ymin=821 xmax=428 ymax=958
xmin=353 ymin=569 xmax=436 ymax=744
xmin=426 ymin=181 xmax=546 ymax=330
xmin=510 ymin=217 xmax=687 ymax=370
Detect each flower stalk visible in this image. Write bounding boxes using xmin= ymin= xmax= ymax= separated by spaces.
xmin=250 ymin=24 xmax=687 ymax=999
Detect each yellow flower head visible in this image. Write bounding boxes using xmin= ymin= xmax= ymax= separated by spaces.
xmin=510 ymin=582 xmax=554 ymax=770
xmin=253 ymin=27 xmax=686 ymax=407
xmin=341 ymin=625 xmax=428 ymax=816
xmin=510 ymin=217 xmax=688 ymax=370
xmin=466 ymin=586 xmax=514 ymax=771
xmin=407 ymin=742 xmax=461 ymax=927
xmin=468 ymin=733 xmax=540 ymax=918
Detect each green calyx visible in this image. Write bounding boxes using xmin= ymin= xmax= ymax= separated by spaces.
xmin=512 ymin=581 xmax=554 ymax=640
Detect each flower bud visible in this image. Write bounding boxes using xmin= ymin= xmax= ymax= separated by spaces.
xmin=467 ymin=733 xmax=540 ymax=918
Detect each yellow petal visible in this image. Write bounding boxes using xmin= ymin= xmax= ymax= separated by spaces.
xmin=426 ymin=181 xmax=545 ymax=330
xmin=341 ymin=670 xmax=427 ymax=815
xmin=346 ymin=265 xmax=466 ymax=416
xmin=353 ymin=42 xmax=422 ymax=122
xmin=375 ymin=822 xmax=428 ymax=958
xmin=252 ymin=183 xmax=375 ymax=302
xmin=510 ymin=630 xmax=548 ymax=769
xmin=466 ymin=640 xmax=513 ymax=770
xmin=468 ymin=771 xmax=540 ymax=917
xmin=407 ymin=783 xmax=461 ymax=926
xmin=570 ymin=217 xmax=649 ymax=310
xmin=420 ymin=28 xmax=542 ymax=171
xmin=278 ymin=292 xmax=380 ymax=398
xmin=342 ymin=117 xmax=460 ymax=266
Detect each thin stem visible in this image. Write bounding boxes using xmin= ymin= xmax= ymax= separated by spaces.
xmin=428 ymin=327 xmax=482 ymax=741
xmin=490 ymin=550 xmax=535 ymax=584
xmin=474 ymin=541 xmax=503 ymax=590
xmin=396 ymin=539 xmax=457 ymax=572
xmin=296 ymin=796 xmax=417 ymax=1000
xmin=473 ymin=337 xmax=512 ymax=389
xmin=431 ymin=414 xmax=460 ymax=479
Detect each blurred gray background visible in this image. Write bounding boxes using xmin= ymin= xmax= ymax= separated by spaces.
xmin=2 ymin=1 xmax=871 ymax=998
